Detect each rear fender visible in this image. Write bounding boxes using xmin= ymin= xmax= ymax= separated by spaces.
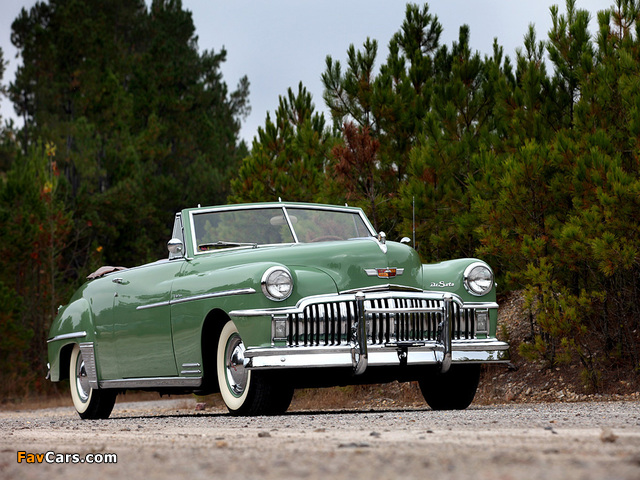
xmin=47 ymin=298 xmax=94 ymax=382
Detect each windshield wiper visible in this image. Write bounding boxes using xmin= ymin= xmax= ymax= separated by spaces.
xmin=198 ymin=241 xmax=258 ymax=251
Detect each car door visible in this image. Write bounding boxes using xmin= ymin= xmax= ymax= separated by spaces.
xmin=111 ymin=259 xmax=185 ymax=379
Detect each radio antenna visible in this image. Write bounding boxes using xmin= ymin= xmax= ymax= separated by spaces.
xmin=412 ymin=196 xmax=416 ymax=249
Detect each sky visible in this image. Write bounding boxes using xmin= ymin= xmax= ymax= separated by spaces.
xmin=0 ymin=0 xmax=612 ymax=144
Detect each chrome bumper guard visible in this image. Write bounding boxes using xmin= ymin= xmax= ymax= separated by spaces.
xmin=230 ymin=290 xmax=509 ymax=375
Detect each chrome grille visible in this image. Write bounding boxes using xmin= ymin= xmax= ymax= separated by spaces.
xmin=285 ymin=297 xmax=477 ymax=347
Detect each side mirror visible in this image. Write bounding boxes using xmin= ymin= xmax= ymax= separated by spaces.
xmin=167 ymin=238 xmax=184 ymax=255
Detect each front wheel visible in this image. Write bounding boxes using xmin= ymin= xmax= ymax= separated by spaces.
xmin=69 ymin=344 xmax=116 ymax=419
xmin=217 ymin=321 xmax=293 ymax=416
xmin=418 ymin=364 xmax=481 ymax=410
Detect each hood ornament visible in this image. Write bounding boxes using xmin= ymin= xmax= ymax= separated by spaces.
xmin=365 ymin=267 xmax=404 ymax=279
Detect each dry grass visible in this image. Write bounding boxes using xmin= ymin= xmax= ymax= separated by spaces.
xmin=0 ymin=389 xmax=172 ymax=412
xmin=0 ymin=392 xmax=70 ymax=411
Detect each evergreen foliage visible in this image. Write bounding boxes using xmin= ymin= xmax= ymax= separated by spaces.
xmin=1 ymin=0 xmax=249 ymax=398
xmin=0 ymin=142 xmax=71 ymax=397
xmin=230 ymin=83 xmax=337 ymax=203
xmin=9 ymin=0 xmax=249 ymax=267
xmin=1 ymin=0 xmax=639 ymax=398
xmin=474 ymin=0 xmax=640 ymax=386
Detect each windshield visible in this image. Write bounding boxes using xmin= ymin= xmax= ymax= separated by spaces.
xmin=286 ymin=207 xmax=372 ymax=243
xmin=191 ymin=206 xmax=373 ymax=252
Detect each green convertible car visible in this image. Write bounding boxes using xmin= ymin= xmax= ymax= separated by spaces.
xmin=47 ymin=202 xmax=509 ymax=418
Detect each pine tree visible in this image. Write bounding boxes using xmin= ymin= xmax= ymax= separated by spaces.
xmin=0 ymin=46 xmax=16 ymax=173
xmin=230 ymin=83 xmax=337 ymax=203
xmin=322 ymin=3 xmax=444 ymax=236
xmin=547 ymin=0 xmax=595 ymax=128
xmin=0 ymin=142 xmax=72 ymax=396
xmin=9 ymin=0 xmax=250 ymax=267
xmin=400 ymin=25 xmax=504 ymax=260
xmin=472 ymin=1 xmax=640 ymax=384
xmin=329 ymin=122 xmax=388 ymax=230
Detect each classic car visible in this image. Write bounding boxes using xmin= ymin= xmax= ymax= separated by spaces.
xmin=47 ymin=201 xmax=509 ymax=419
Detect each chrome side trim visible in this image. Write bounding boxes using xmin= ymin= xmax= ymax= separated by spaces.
xmin=46 ymin=331 xmax=87 ymax=343
xmin=136 ymin=300 xmax=171 ymax=310
xmin=136 ymin=288 xmax=256 ymax=311
xmin=180 ymin=362 xmax=203 ymax=374
xmin=99 ymin=377 xmax=202 ymax=389
xmin=79 ymin=342 xmax=99 ymax=389
xmin=172 ymin=288 xmax=256 ymax=305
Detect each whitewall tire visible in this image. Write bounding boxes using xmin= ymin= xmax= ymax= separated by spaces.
xmin=69 ymin=344 xmax=116 ymax=419
xmin=216 ymin=321 xmax=294 ymax=416
xmin=217 ymin=321 xmax=252 ymax=412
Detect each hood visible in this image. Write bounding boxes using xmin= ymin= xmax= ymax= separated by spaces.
xmin=273 ymin=238 xmax=423 ymax=292
xmin=184 ymin=238 xmax=424 ymax=301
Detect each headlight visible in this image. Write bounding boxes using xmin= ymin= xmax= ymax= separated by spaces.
xmin=463 ymin=262 xmax=494 ymax=296
xmin=261 ymin=266 xmax=293 ymax=301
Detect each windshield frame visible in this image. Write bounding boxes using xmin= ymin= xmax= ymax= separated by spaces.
xmin=186 ymin=203 xmax=376 ymax=256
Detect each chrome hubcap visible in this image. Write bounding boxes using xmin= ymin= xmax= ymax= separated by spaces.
xmin=75 ymin=352 xmax=90 ymax=402
xmin=225 ymin=334 xmax=248 ymax=396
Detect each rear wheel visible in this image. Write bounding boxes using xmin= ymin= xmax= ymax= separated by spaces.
xmin=69 ymin=344 xmax=116 ymax=419
xmin=418 ymin=364 xmax=481 ymax=410
xmin=217 ymin=321 xmax=293 ymax=416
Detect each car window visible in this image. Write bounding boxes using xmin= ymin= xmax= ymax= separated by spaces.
xmin=191 ymin=206 xmax=373 ymax=252
xmin=286 ymin=208 xmax=372 ymax=243
xmin=193 ymin=208 xmax=295 ymax=250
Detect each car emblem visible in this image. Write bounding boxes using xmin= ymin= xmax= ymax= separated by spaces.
xmin=364 ymin=268 xmax=404 ymax=278
xmin=430 ymin=281 xmax=455 ymax=288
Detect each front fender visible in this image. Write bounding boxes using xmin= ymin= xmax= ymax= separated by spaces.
xmin=171 ymin=262 xmax=339 ymax=370
xmin=422 ymin=258 xmax=499 ymax=337
xmin=421 ymin=258 xmax=496 ymax=302
xmin=232 ymin=265 xmax=339 ymax=348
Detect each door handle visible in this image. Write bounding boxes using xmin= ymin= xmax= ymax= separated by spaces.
xmin=112 ymin=278 xmax=124 ymax=284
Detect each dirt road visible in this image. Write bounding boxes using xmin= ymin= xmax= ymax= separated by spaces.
xmin=1 ymin=398 xmax=639 ymax=480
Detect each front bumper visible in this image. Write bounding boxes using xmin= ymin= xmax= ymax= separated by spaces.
xmin=230 ymin=290 xmax=510 ymax=374
xmin=241 ymin=339 xmax=510 ymax=369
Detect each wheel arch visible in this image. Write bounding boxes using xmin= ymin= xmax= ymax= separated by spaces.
xmin=198 ymin=308 xmax=230 ymax=394
xmin=56 ymin=342 xmax=76 ymax=381
xmin=48 ymin=297 xmax=96 ymax=382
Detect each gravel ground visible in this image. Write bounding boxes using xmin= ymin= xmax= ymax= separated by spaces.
xmin=1 ymin=398 xmax=639 ymax=480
